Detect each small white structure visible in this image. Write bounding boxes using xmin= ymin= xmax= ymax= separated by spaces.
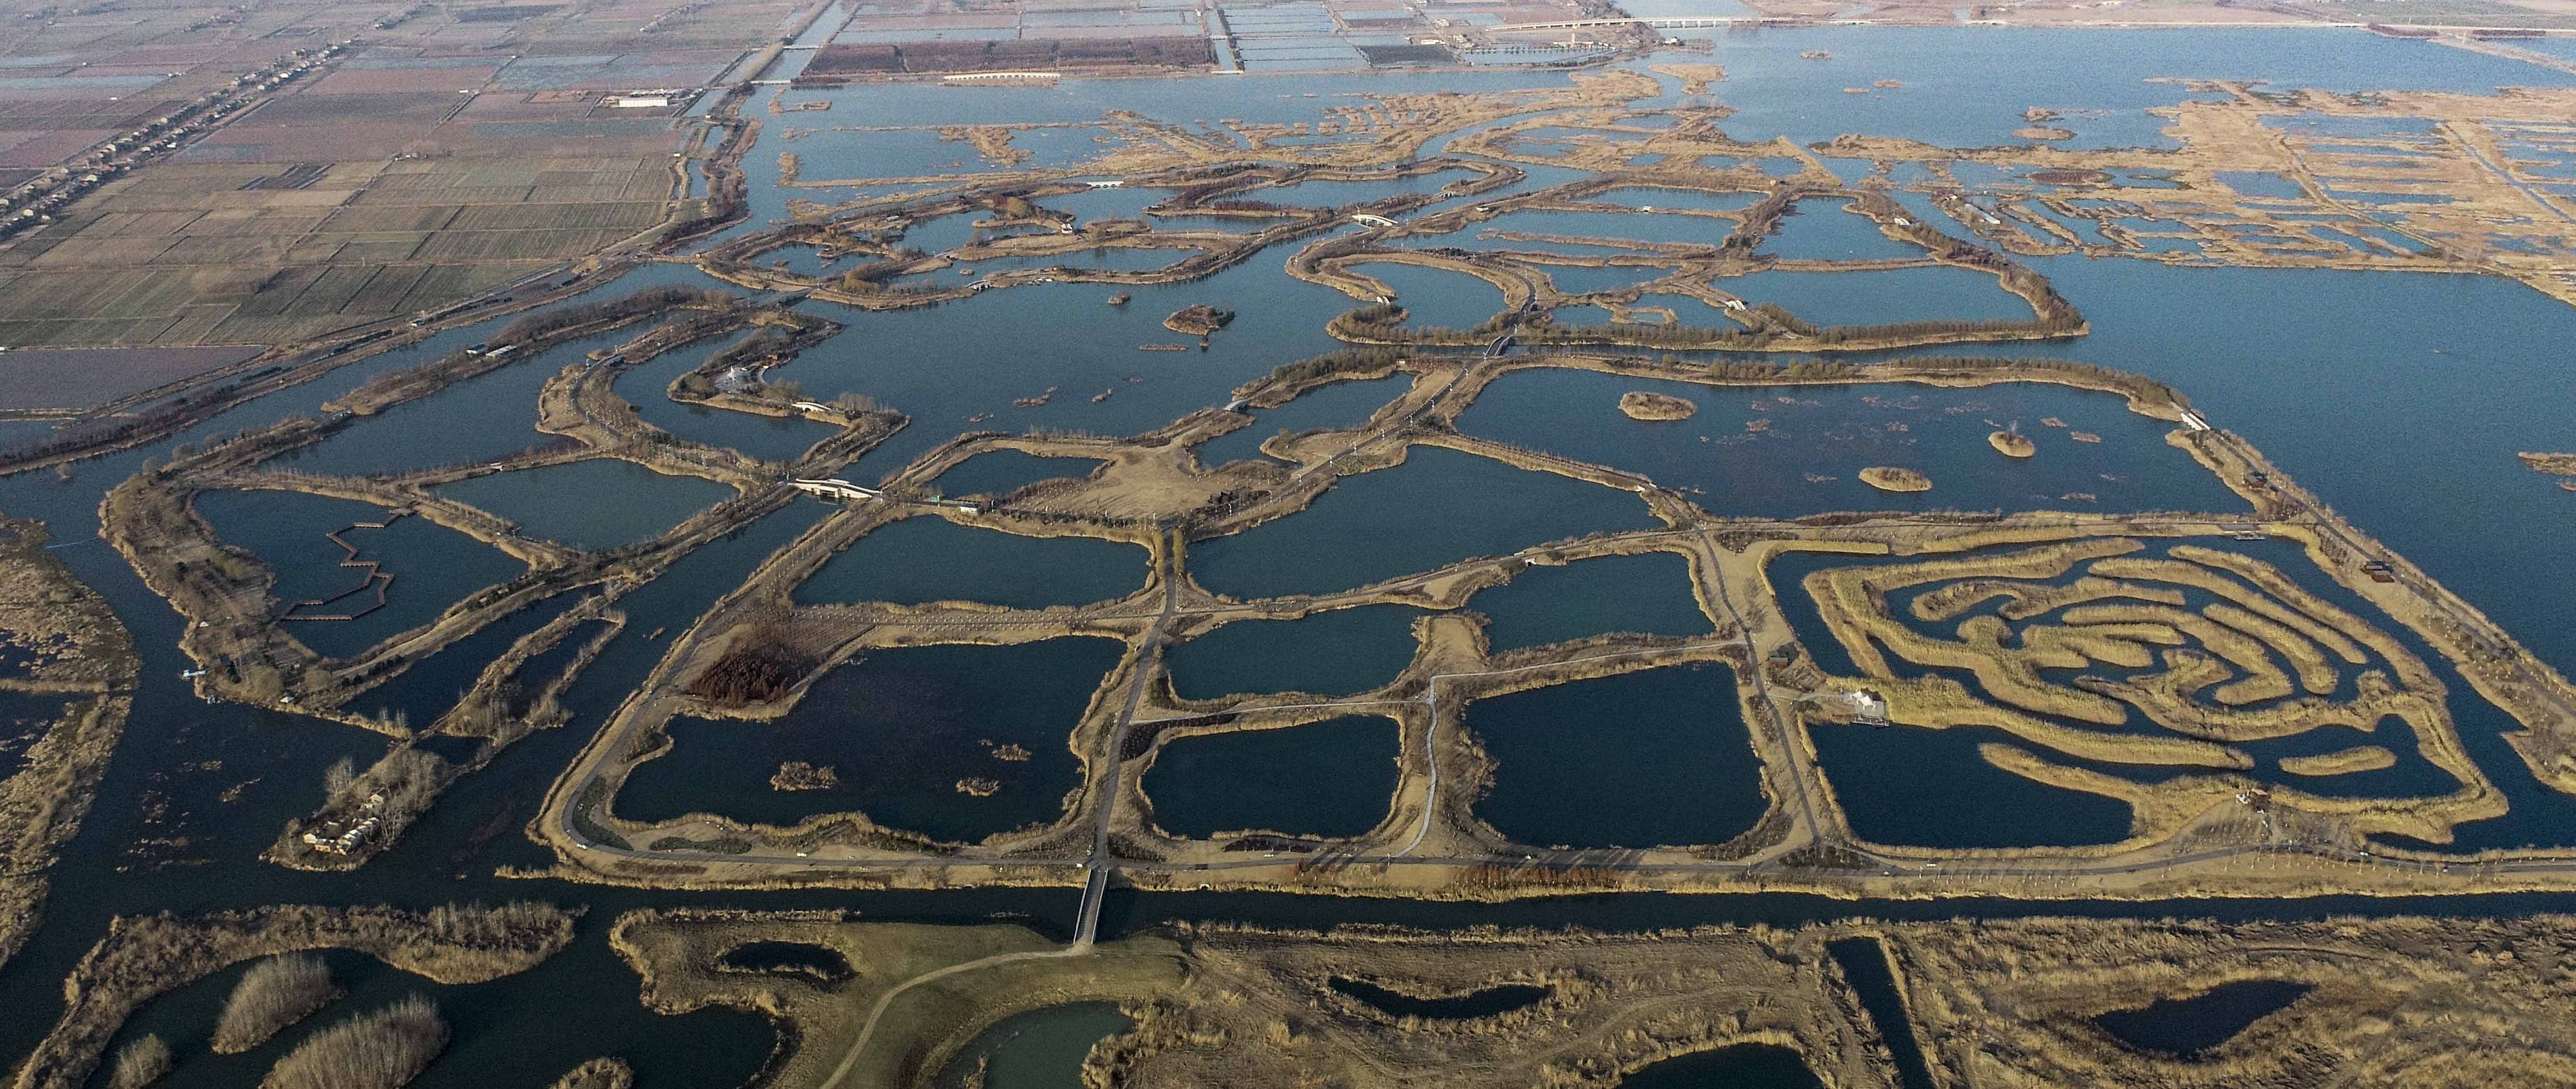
xmin=1849 ymin=689 xmax=1889 ymax=725
xmin=611 ymin=96 xmax=670 ymax=108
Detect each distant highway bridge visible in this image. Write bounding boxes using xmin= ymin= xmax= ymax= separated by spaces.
xmin=1486 ymin=15 xmax=1762 ymax=32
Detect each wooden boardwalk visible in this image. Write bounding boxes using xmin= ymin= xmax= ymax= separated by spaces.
xmin=276 ymin=509 xmax=410 ymax=623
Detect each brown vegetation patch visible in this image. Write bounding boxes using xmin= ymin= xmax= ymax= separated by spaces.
xmin=770 ymin=761 xmax=839 ymax=791
xmin=2518 ymin=451 xmax=2576 ymax=477
xmin=1859 ymin=466 xmax=1932 ymax=492
xmin=0 ymin=514 xmax=137 ymax=972
xmin=1892 ymin=916 xmax=2576 ymax=1087
xmin=262 ymin=994 xmax=449 ymax=1089
xmin=211 ymin=952 xmax=341 ymax=1054
xmin=686 ymin=622 xmax=820 ymax=707
xmin=1163 ymin=304 xmax=1236 ymax=337
xmin=2279 ymin=745 xmax=2398 ymax=776
xmin=546 ymin=1059 xmax=633 ymax=1089
xmin=1618 ymin=391 xmax=1698 ymax=421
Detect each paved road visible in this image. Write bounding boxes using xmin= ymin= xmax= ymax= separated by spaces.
xmin=1073 ymin=529 xmax=1183 ymax=948
xmin=1694 ymin=525 xmax=1832 ymax=851
xmin=817 ymin=945 xmax=1089 ymax=1089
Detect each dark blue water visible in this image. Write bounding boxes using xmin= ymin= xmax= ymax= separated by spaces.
xmin=433 ymin=460 xmax=737 ymax=551
xmin=1460 ymin=370 xmax=2244 ymax=518
xmin=1761 ymin=198 xmax=1924 ymax=262
xmin=1996 ymin=259 xmax=2576 ymax=689
xmin=2094 ymin=978 xmax=2311 ymax=1055
xmin=792 ymin=257 xmax=1351 ymax=480
xmin=193 ymin=490 xmax=525 ymax=662
xmin=618 ymin=637 xmax=1126 ymax=844
xmin=1325 ymin=976 xmax=1549 ymax=1019
xmin=1616 ymin=1044 xmax=1826 ymax=1089
xmin=1165 ymin=605 xmax=1425 ymax=700
xmin=933 ymin=450 xmax=1106 ymax=499
xmin=1826 ymin=937 xmax=1937 ymax=1089
xmin=1810 ymin=718 xmax=2138 ymax=849
xmin=347 ymin=593 xmax=587 ymax=730
xmin=2217 ymin=171 xmax=2307 ymax=201
xmin=1590 ymin=186 xmax=1761 ymax=213
xmin=716 ymin=940 xmax=854 ymax=983
xmin=1198 ymin=376 xmax=1407 ymax=466
xmin=933 ymin=1002 xmax=1132 ymax=1089
xmin=1474 ymin=208 xmax=1738 ymax=249
xmin=1188 ymin=446 xmax=1661 ymax=600
xmin=1142 ymin=715 xmax=1400 ymax=839
xmin=1716 ymin=266 xmax=2038 ymax=327
xmin=270 ymin=329 xmax=633 ymax=479
xmin=1347 ymin=261 xmax=1507 ymax=330
xmin=1470 ymin=550 xmax=1713 ymax=652
xmin=1463 ymin=663 xmax=1768 ymax=850
xmin=792 ymin=516 xmax=1148 ymax=611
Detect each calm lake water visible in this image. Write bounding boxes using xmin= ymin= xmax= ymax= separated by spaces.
xmin=193 ymin=489 xmax=526 ymax=661
xmin=1463 ymin=663 xmax=1768 ymax=850
xmin=1187 ymin=445 xmax=1660 ymax=599
xmin=10 ymin=28 xmax=2576 ymax=1085
xmin=432 ymin=459 xmax=736 ymax=552
xmin=933 ymin=1003 xmax=1133 ymax=1089
xmin=1460 ymin=370 xmax=2243 ymax=518
xmin=2093 ymin=978 xmax=2311 ymax=1056
xmin=1196 ymin=375 xmax=1406 ymax=466
xmin=1164 ymin=604 xmax=1426 ymax=700
xmin=794 ymin=515 xmax=1149 ymax=610
xmin=618 ymin=637 xmax=1125 ymax=843
xmin=1470 ymin=550 xmax=1712 ymax=652
xmin=1143 ymin=715 xmax=1402 ymax=839
xmin=1616 ymin=1044 xmax=1826 ymax=1089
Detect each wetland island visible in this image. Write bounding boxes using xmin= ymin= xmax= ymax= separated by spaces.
xmin=7 ymin=2 xmax=2576 ymax=1086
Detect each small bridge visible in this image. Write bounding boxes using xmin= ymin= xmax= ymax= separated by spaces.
xmin=790 ymin=478 xmax=980 ymax=513
xmin=1349 ymin=213 xmax=1398 ymax=227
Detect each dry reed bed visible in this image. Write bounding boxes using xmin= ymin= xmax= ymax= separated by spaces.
xmin=12 ymin=903 xmax=576 ymax=1089
xmin=0 ymin=514 xmax=137 ymax=973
